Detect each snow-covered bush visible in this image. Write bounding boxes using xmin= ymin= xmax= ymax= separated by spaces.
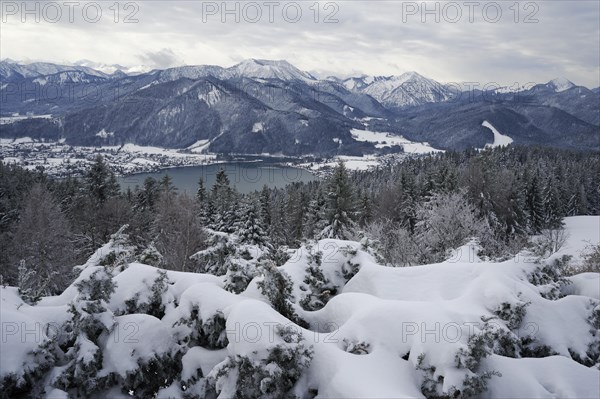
xmin=299 ymin=248 xmax=331 ymax=311
xmin=17 ymin=260 xmax=58 ymax=305
xmin=122 ymin=269 xmax=172 ymax=319
xmin=173 ymin=305 xmax=229 ymax=350
xmin=581 ymin=243 xmax=600 ymax=273
xmin=528 ymin=255 xmax=572 ymax=299
xmin=257 ymin=260 xmax=308 ymax=328
xmin=223 ymin=257 xmax=257 ymax=294
xmin=191 ymin=230 xmax=240 ymax=275
xmin=211 ymin=325 xmax=313 ymax=399
xmin=54 ymin=267 xmax=117 ymax=395
xmin=532 ymin=227 xmax=570 ymax=257
xmin=136 ymin=242 xmax=163 ymax=266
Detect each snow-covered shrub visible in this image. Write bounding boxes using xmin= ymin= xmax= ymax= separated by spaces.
xmin=258 ymin=260 xmax=308 ymax=328
xmin=17 ymin=260 xmax=58 ymax=305
xmin=342 ymin=339 xmax=370 ymax=355
xmin=211 ymin=325 xmax=313 ymax=399
xmin=136 ymin=242 xmax=163 ymax=266
xmin=493 ymin=300 xmax=530 ymax=330
xmin=98 ymin=225 xmax=136 ymax=271
xmin=454 ymin=330 xmax=502 ymax=398
xmin=0 ymin=334 xmax=61 ymax=398
xmin=191 ymin=230 xmax=238 ymax=275
xmin=122 ymin=269 xmax=172 ymax=319
xmin=173 ymin=305 xmax=229 ymax=349
xmin=528 ymin=255 xmax=572 ymax=299
xmin=581 ymin=243 xmax=600 ymax=273
xmin=532 ymin=227 xmax=569 ymax=257
xmin=223 ymin=258 xmax=256 ymax=294
xmin=270 ymin=245 xmax=292 ymax=266
xmin=299 ymin=248 xmax=332 ymax=311
xmin=54 ymin=267 xmax=117 ymax=395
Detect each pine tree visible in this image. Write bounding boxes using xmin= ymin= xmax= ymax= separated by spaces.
xmin=542 ymin=178 xmax=564 ymax=230
xmin=235 ymin=198 xmax=270 ymax=248
xmin=303 ymin=189 xmax=327 ymax=239
xmin=259 ymin=185 xmax=272 ymax=227
xmin=196 ymin=177 xmax=209 ymax=223
xmin=135 ymin=177 xmax=160 ymax=212
xmin=210 ymin=169 xmax=237 ymax=233
xmin=86 ymin=155 xmax=119 ymax=206
xmin=159 ymin=174 xmax=177 ymax=204
xmin=320 ymin=161 xmax=356 ymax=240
xmin=526 ymin=175 xmax=544 ymax=234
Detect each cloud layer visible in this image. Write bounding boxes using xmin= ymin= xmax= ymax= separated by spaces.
xmin=1 ymin=0 xmax=598 ymax=87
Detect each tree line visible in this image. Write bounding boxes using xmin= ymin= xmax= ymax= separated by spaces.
xmin=1 ymin=145 xmax=598 ymax=296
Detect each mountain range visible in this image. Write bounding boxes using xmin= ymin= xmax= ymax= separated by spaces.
xmin=1 ymin=58 xmax=598 ymax=155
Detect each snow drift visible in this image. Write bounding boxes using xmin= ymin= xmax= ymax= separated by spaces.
xmin=1 ymin=217 xmax=599 ymax=398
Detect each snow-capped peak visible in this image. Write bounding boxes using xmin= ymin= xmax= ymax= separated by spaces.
xmin=227 ymin=59 xmax=316 ymax=81
xmin=547 ymin=77 xmax=576 ymax=92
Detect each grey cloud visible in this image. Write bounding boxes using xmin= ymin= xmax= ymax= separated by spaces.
xmin=1 ymin=1 xmax=598 ymax=88
xmin=137 ymin=48 xmax=185 ymax=70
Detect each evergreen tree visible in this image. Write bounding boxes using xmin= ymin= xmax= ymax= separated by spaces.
xmin=210 ymin=169 xmax=237 ymax=233
xmin=235 ymin=198 xmax=270 ymax=248
xmin=259 ymin=185 xmax=272 ymax=227
xmin=526 ymin=175 xmax=545 ymax=234
xmin=320 ymin=161 xmax=356 ymax=240
xmin=543 ymin=178 xmax=564 ymax=230
xmin=86 ymin=155 xmax=119 ymax=206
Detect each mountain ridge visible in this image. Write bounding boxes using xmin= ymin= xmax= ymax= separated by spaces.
xmin=1 ymin=59 xmax=598 ymax=154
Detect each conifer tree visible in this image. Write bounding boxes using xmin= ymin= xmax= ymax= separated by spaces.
xmin=320 ymin=161 xmax=356 ymax=240
xmin=526 ymin=175 xmax=545 ymax=234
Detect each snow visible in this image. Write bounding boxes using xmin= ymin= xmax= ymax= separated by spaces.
xmin=102 ymin=314 xmax=176 ymax=376
xmin=187 ymin=139 xmax=211 ymax=153
xmin=350 ymin=128 xmax=442 ymax=153
xmin=252 ymin=122 xmax=264 ymax=133
xmin=482 ymin=120 xmax=513 ymax=148
xmin=95 ymin=129 xmax=114 ymax=139
xmin=565 ymin=273 xmax=600 ymax=299
xmin=1 ymin=216 xmax=599 ymax=397
xmin=548 ymin=216 xmax=600 ymax=268
xmin=228 ymin=59 xmax=316 ymax=82
xmin=0 ymin=115 xmax=53 ymax=125
xmin=197 ymin=86 xmax=222 ymax=106
xmin=547 ymin=77 xmax=576 ymax=92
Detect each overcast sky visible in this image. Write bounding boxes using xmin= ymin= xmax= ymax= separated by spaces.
xmin=1 ymin=0 xmax=599 ymax=87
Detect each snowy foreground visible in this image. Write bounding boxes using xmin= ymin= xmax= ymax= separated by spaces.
xmin=1 ymin=217 xmax=599 ymax=398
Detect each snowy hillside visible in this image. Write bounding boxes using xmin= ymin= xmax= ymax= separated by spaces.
xmin=353 ymin=72 xmax=455 ymax=108
xmin=1 ymin=216 xmax=598 ymax=398
xmin=546 ymin=77 xmax=576 ymax=93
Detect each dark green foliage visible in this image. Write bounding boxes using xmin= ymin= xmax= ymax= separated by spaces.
xmin=257 ymin=260 xmax=308 ymax=328
xmin=122 ymin=270 xmax=171 ymax=319
xmin=528 ymin=255 xmax=572 ymax=299
xmin=494 ymin=301 xmax=530 ymax=330
xmin=213 ymin=326 xmax=313 ymax=399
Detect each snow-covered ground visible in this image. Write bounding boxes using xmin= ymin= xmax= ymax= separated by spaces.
xmin=1 ymin=216 xmax=598 ymax=397
xmin=350 ymin=128 xmax=442 ymax=154
xmin=482 ymin=121 xmax=513 ymax=148
xmin=0 ymin=139 xmax=217 ymax=177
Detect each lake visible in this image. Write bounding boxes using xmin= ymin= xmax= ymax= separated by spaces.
xmin=117 ymin=162 xmax=318 ymax=194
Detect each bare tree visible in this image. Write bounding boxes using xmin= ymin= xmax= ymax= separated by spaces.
xmin=10 ymin=183 xmax=75 ymax=296
xmin=415 ymin=190 xmax=491 ymax=260
xmin=154 ymin=193 xmax=207 ymax=272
